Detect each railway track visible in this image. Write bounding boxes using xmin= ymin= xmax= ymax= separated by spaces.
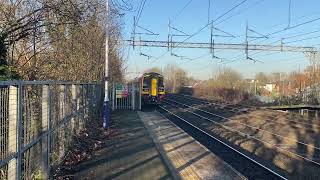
xmin=176 ymin=94 xmax=257 ymax=111
xmin=157 ymin=103 xmax=287 ymax=180
xmin=171 ymin=94 xmax=320 ymax=131
xmin=158 ymin=95 xmax=320 ymax=179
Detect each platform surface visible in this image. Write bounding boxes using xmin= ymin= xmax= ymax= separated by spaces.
xmin=71 ymin=111 xmax=173 ymax=180
xmin=138 ymin=110 xmax=246 ymax=180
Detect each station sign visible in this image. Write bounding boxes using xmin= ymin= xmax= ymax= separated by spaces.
xmin=116 ymin=83 xmax=129 ymax=98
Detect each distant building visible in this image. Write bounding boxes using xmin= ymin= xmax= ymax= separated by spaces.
xmin=264 ymin=83 xmax=276 ymax=93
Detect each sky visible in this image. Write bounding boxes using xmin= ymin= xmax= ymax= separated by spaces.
xmin=118 ymin=0 xmax=320 ymax=80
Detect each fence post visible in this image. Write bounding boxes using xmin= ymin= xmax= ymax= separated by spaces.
xmin=79 ymin=84 xmax=85 ymax=130
xmin=84 ymin=84 xmax=89 ymax=121
xmin=132 ymin=82 xmax=135 ymax=110
xmin=71 ymin=85 xmax=77 ymax=134
xmin=41 ymin=85 xmax=49 ymax=178
xmin=58 ymin=84 xmax=66 ymax=160
xmin=113 ymin=83 xmax=116 ymax=110
xmin=92 ymin=85 xmax=96 ymax=109
xmin=47 ymin=85 xmax=52 ymax=178
xmin=8 ymin=85 xmax=18 ymax=180
xmin=139 ymin=84 xmax=142 ymax=110
xmin=17 ymin=83 xmax=23 ymax=180
xmin=76 ymin=85 xmax=81 ymax=134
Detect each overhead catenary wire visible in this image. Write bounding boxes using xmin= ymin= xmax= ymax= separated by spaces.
xmin=174 ymin=0 xmax=250 ymax=49
xmin=242 ymin=30 xmax=320 ymax=59
xmin=224 ymin=15 xmax=320 ymax=64
xmin=112 ymin=0 xmax=134 ymax=11
xmin=150 ymin=0 xmax=259 ymax=63
xmin=172 ymin=0 xmax=194 ymax=23
xmin=224 ymin=53 xmax=307 ymax=65
xmin=130 ymin=0 xmax=145 ymax=36
xmin=136 ymin=0 xmax=147 ymax=25
xmin=224 ymin=16 xmax=320 ymax=61
xmin=156 ymin=0 xmax=250 ymax=61
xmin=141 ymin=0 xmax=320 ymax=68
xmin=287 ymin=0 xmax=292 ymax=28
xmin=212 ymin=0 xmax=249 ymax=23
xmin=135 ymin=0 xmax=144 ymax=18
xmin=253 ymin=16 xmax=320 ymax=42
xmin=285 ymin=34 xmax=320 ymax=44
xmin=178 ymin=53 xmax=211 ymax=65
xmin=208 ymin=0 xmax=211 ymax=23
xmin=172 ymin=0 xmax=265 ymax=63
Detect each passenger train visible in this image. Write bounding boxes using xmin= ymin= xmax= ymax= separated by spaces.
xmin=139 ymin=72 xmax=165 ymax=105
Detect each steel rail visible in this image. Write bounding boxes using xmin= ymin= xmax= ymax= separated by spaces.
xmin=163 ymin=100 xmax=320 ymax=167
xmin=156 ymin=111 xmax=248 ymax=180
xmin=166 ymin=98 xmax=320 ymax=151
xmin=174 ymin=94 xmax=320 ymax=129
xmin=177 ymin=94 xmax=255 ymax=110
xmin=158 ymin=104 xmax=288 ymax=180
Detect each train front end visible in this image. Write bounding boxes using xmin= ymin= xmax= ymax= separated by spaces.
xmin=141 ymin=72 xmax=165 ymax=105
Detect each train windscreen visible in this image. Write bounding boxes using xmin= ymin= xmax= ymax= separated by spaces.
xmin=143 ymin=77 xmax=150 ymax=91
xmin=158 ymin=77 xmax=164 ymax=87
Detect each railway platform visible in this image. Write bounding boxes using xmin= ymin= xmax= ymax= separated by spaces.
xmin=58 ymin=111 xmax=173 ymax=179
xmin=139 ymin=110 xmax=245 ymax=180
xmin=56 ymin=110 xmax=246 ymax=179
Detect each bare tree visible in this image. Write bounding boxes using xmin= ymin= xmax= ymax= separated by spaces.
xmin=0 ymin=0 xmax=126 ymax=81
xmin=163 ymin=64 xmax=188 ymax=93
xmin=194 ymin=67 xmax=248 ymax=103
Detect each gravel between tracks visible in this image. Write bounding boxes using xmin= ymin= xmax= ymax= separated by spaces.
xmin=164 ymin=94 xmax=320 ymax=180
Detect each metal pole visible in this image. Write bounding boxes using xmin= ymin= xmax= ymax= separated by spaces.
xmin=139 ymin=84 xmax=142 ymax=110
xmin=41 ymin=85 xmax=49 ymax=178
xmin=8 ymin=85 xmax=18 ymax=180
xmin=47 ymin=85 xmax=52 ymax=177
xmin=167 ymin=19 xmax=170 ymax=51
xmin=112 ymin=82 xmax=115 ymax=111
xmin=133 ymin=16 xmax=136 ymax=50
xmin=254 ymin=80 xmax=257 ymax=96
xmin=245 ymin=21 xmax=249 ymax=59
xmin=17 ymin=82 xmax=23 ymax=179
xmin=138 ymin=83 xmax=142 ymax=110
xmin=103 ymin=0 xmax=110 ymax=129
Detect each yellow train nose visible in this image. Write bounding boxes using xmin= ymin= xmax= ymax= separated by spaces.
xmin=151 ymin=78 xmax=157 ymax=96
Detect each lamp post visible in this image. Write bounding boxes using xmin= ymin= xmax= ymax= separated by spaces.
xmin=103 ymin=0 xmax=110 ymax=129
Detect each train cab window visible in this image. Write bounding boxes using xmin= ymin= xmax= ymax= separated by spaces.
xmin=158 ymin=78 xmax=164 ymax=87
xmin=158 ymin=78 xmax=164 ymax=92
xmin=143 ymin=77 xmax=150 ymax=87
xmin=143 ymin=77 xmax=150 ymax=91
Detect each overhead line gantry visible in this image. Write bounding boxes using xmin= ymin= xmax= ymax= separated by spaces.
xmin=125 ymin=39 xmax=317 ymax=53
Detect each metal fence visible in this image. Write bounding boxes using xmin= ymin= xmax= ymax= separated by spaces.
xmin=109 ymin=82 xmax=141 ymax=111
xmin=0 ymin=81 xmax=101 ymax=180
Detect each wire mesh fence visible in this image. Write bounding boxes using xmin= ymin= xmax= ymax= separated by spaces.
xmin=0 ymin=81 xmax=101 ymax=180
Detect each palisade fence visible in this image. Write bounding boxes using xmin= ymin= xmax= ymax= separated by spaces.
xmin=0 ymin=81 xmax=101 ymax=180
xmin=108 ymin=82 xmax=141 ymax=111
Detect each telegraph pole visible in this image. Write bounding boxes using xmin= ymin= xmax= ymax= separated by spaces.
xmin=103 ymin=0 xmax=110 ymax=129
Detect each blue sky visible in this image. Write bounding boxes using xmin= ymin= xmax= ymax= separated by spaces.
xmin=120 ymin=0 xmax=320 ymax=80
